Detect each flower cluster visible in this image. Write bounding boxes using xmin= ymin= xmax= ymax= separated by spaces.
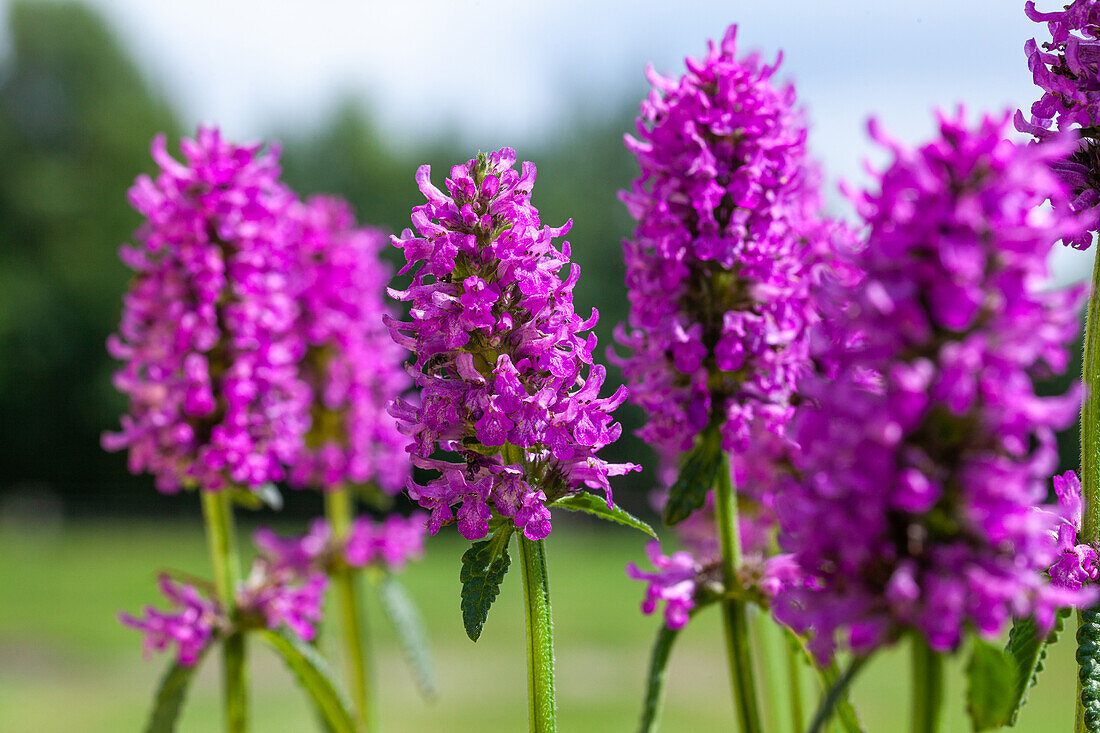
xmin=288 ymin=196 xmax=411 ymax=492
xmin=238 ymin=565 xmax=328 ymax=642
xmin=253 ymin=513 xmax=428 ymax=575
xmin=102 ymin=128 xmax=310 ymax=492
xmin=615 ymin=24 xmax=823 ymax=456
xmin=774 ymin=110 xmax=1093 ymax=662
xmin=1048 ymin=471 xmax=1100 ymax=591
xmin=120 ymin=575 xmax=218 ymax=666
xmin=1017 ymin=0 xmax=1100 ymax=248
xmin=387 ymin=148 xmax=637 ymax=541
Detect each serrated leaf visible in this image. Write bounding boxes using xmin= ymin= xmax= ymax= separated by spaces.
xmin=966 ymin=638 xmax=1019 ymax=731
xmin=663 ymin=426 xmax=722 ymax=525
xmin=1002 ymin=608 xmax=1070 ymax=726
xmin=552 ymin=491 xmax=657 ymax=539
xmin=459 ymin=526 xmax=513 ymax=642
xmin=638 ymin=623 xmax=682 ymax=733
xmin=377 ymin=574 xmax=438 ymax=700
xmin=144 ymin=649 xmax=209 ymax=733
xmin=258 ymin=628 xmax=357 ymax=733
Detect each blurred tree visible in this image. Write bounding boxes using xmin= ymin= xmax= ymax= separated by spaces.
xmin=0 ymin=1 xmax=179 ymax=512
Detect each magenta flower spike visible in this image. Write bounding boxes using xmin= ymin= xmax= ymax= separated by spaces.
xmin=103 ymin=127 xmax=309 ymax=493
xmin=387 ymin=147 xmax=637 ymax=543
xmin=120 ymin=575 xmax=219 ymax=667
xmin=775 ymin=110 xmax=1094 ymax=664
xmin=615 ymin=24 xmax=823 ymax=459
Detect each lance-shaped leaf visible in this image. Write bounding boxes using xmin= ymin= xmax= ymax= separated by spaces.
xmin=460 ymin=524 xmax=513 ymax=641
xmin=229 ymin=482 xmax=283 ymax=511
xmin=377 ymin=574 xmax=438 ymax=699
xmin=552 ymin=491 xmax=657 ymax=539
xmin=1001 ymin=609 xmax=1070 ymax=726
xmin=144 ymin=647 xmax=210 ymax=733
xmin=258 ymin=628 xmax=356 ymax=733
xmin=966 ymin=638 xmax=1019 ymax=731
xmin=638 ymin=623 xmax=682 ymax=733
xmin=663 ymin=426 xmax=722 ymax=525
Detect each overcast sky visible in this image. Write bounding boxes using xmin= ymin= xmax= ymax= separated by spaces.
xmin=2 ymin=0 xmax=1092 ymax=280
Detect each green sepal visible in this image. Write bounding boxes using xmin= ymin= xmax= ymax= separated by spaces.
xmin=377 ymin=574 xmax=438 ymax=700
xmin=229 ymin=482 xmax=283 ymax=511
xmin=638 ymin=622 xmax=682 ymax=733
xmin=966 ymin=637 xmax=1019 ymax=730
xmin=143 ymin=647 xmax=210 ymax=733
xmin=459 ymin=524 xmax=513 ymax=642
xmin=1001 ymin=608 xmax=1070 ymax=726
xmin=257 ymin=628 xmax=357 ymax=733
xmin=552 ymin=491 xmax=657 ymax=539
xmin=663 ymin=425 xmax=722 ymax=525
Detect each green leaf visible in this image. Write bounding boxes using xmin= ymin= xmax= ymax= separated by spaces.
xmin=229 ymin=483 xmax=282 ymax=511
xmin=552 ymin=491 xmax=657 ymax=539
xmin=459 ymin=525 xmax=513 ymax=642
xmin=257 ymin=629 xmax=357 ymax=733
xmin=144 ymin=649 xmax=209 ymax=733
xmin=377 ymin=574 xmax=438 ymax=700
xmin=663 ymin=426 xmax=722 ymax=525
xmin=966 ymin=638 xmax=1019 ymax=731
xmin=638 ymin=623 xmax=682 ymax=733
xmin=1003 ymin=609 xmax=1070 ymax=726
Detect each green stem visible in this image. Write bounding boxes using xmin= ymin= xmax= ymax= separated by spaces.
xmin=910 ymin=636 xmax=942 ymax=733
xmin=714 ymin=452 xmax=762 ymax=733
xmin=200 ymin=490 xmax=247 ymax=733
xmin=325 ymin=487 xmax=373 ymax=733
xmin=786 ymin=636 xmax=805 ymax=733
xmin=1080 ymin=251 xmax=1100 ymax=733
xmin=808 ymin=656 xmax=867 ymax=733
xmin=518 ymin=535 xmax=557 ymax=732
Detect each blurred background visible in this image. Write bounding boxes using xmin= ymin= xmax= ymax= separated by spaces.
xmin=0 ymin=1 xmax=1089 ymax=730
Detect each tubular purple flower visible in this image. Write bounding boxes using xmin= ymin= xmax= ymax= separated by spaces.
xmin=1049 ymin=470 xmax=1100 ymax=591
xmin=239 ymin=570 xmax=328 ymax=642
xmin=775 ymin=110 xmax=1094 ymax=663
xmin=119 ymin=574 xmax=219 ymax=666
xmin=102 ymin=128 xmax=310 ymax=492
xmin=387 ymin=148 xmax=637 ymax=541
xmin=287 ymin=196 xmax=412 ymax=492
xmin=1017 ymin=0 xmax=1100 ymax=248
xmin=614 ymin=24 xmax=824 ymax=455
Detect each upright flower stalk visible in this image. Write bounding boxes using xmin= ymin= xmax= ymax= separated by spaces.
xmin=388 ymin=148 xmax=636 ymax=731
xmin=105 ymin=128 xmax=309 ymax=731
xmin=1018 ymin=5 xmax=1100 ymax=728
xmin=616 ymin=25 xmax=828 ymax=730
xmin=286 ymin=194 xmax=413 ymax=731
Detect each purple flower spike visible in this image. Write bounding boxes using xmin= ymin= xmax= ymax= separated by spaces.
xmin=615 ymin=24 xmax=827 ymax=457
xmin=1018 ymin=0 xmax=1100 ymax=247
xmin=775 ymin=111 xmax=1093 ymax=663
xmin=287 ymin=196 xmax=412 ymax=492
xmin=103 ymin=128 xmax=310 ymax=492
xmin=120 ymin=575 xmax=218 ymax=666
xmin=388 ymin=149 xmax=638 ymax=541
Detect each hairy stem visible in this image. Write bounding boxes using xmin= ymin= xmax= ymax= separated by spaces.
xmin=1080 ymin=251 xmax=1100 ymax=732
xmin=910 ymin=636 xmax=942 ymax=733
xmin=200 ymin=489 xmax=247 ymax=733
xmin=518 ymin=535 xmax=557 ymax=732
xmin=714 ymin=452 xmax=762 ymax=732
xmin=325 ymin=486 xmax=373 ymax=733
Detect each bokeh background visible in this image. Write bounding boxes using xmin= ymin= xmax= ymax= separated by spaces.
xmin=0 ymin=1 xmax=1090 ymax=730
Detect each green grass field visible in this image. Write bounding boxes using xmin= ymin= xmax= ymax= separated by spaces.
xmin=0 ymin=518 xmax=1082 ymax=732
